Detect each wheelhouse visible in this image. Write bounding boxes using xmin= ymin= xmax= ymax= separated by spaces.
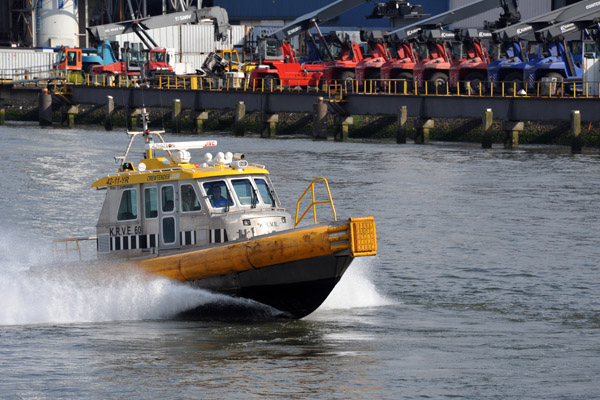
xmin=91 ymin=133 xmax=293 ymax=260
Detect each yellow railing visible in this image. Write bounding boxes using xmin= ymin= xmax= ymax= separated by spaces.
xmin=294 ymin=177 xmax=337 ymax=228
xmin=36 ymin=70 xmax=600 ymax=101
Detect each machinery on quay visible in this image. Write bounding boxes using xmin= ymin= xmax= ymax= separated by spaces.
xmin=321 ymin=31 xmax=365 ymax=85
xmin=346 ymin=1 xmax=428 ymax=87
xmin=385 ymin=0 xmax=520 ymax=93
xmin=489 ymin=0 xmax=600 ymax=94
xmin=249 ymin=0 xmax=375 ymax=88
xmin=86 ymin=6 xmax=230 ymax=80
xmin=354 ymin=30 xmax=396 ymax=88
xmin=523 ymin=10 xmax=600 ymax=94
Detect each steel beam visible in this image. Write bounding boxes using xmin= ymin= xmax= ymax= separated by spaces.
xmin=64 ymin=86 xmax=600 ymax=123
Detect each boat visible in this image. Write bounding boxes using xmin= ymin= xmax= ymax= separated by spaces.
xmin=57 ymin=110 xmax=377 ymax=319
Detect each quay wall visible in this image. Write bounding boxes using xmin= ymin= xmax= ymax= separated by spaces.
xmin=1 ymin=86 xmax=599 ymax=147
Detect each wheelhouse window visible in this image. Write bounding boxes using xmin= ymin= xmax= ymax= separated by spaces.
xmin=203 ymin=181 xmax=233 ymax=208
xmin=180 ymin=184 xmax=201 ymax=212
xmin=161 ymin=186 xmax=175 ymax=212
xmin=144 ymin=187 xmax=158 ymax=219
xmin=232 ymin=179 xmax=257 ymax=207
xmin=255 ymin=178 xmax=275 ymax=206
xmin=117 ymin=188 xmax=138 ymax=221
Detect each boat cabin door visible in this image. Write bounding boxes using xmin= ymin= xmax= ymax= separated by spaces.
xmin=158 ymin=183 xmax=180 ymax=249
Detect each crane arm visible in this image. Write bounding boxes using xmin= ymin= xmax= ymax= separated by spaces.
xmin=271 ymin=0 xmax=372 ymax=40
xmin=534 ymin=10 xmax=600 ymax=42
xmin=388 ymin=0 xmax=509 ymax=42
xmin=87 ymin=6 xmax=230 ymax=43
xmin=494 ymin=0 xmax=600 ymax=42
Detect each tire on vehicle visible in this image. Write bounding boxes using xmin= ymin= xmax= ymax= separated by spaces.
xmin=463 ymin=72 xmax=487 ymax=94
xmin=503 ymin=72 xmax=524 ymax=95
xmin=264 ymin=75 xmax=279 ymax=91
xmin=427 ymin=72 xmax=448 ymax=94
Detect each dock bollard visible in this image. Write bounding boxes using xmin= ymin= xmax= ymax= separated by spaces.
xmin=570 ymin=110 xmax=582 ymax=154
xmin=313 ymin=97 xmax=328 ymax=140
xmin=482 ymin=108 xmax=493 ymax=149
xmin=396 ymin=106 xmax=407 ymax=144
xmin=172 ymin=99 xmax=181 ymax=133
xmin=105 ymin=96 xmax=114 ymax=131
xmin=234 ymin=101 xmax=245 ymax=136
xmin=38 ymin=88 xmax=52 ymax=126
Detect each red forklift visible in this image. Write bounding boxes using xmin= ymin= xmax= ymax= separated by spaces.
xmin=354 ymin=30 xmax=395 ymax=89
xmin=386 ymin=0 xmax=520 ymax=93
xmin=249 ymin=0 xmax=373 ymax=89
xmin=321 ymin=32 xmax=364 ymax=84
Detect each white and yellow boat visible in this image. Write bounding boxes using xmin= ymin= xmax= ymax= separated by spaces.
xmin=60 ymin=111 xmax=377 ymax=318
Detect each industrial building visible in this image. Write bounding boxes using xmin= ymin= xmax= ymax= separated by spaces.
xmin=0 ymin=0 xmax=584 ymax=48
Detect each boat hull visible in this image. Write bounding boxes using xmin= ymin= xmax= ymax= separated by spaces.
xmin=184 ymin=253 xmax=353 ymax=319
xmin=105 ymin=217 xmax=376 ymax=319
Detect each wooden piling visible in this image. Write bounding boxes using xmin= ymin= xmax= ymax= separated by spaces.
xmin=570 ymin=110 xmax=582 ymax=154
xmin=261 ymin=113 xmax=279 ymax=138
xmin=415 ymin=118 xmax=433 ymax=144
xmin=233 ymin=101 xmax=246 ymax=136
xmin=105 ymin=95 xmax=114 ymax=131
xmin=396 ymin=106 xmax=407 ymax=144
xmin=335 ymin=116 xmax=353 ymax=142
xmin=38 ymin=88 xmax=52 ymax=126
xmin=502 ymin=120 xmax=523 ymax=149
xmin=482 ymin=108 xmax=493 ymax=149
xmin=0 ymin=108 xmax=5 ymax=125
xmin=172 ymin=99 xmax=182 ymax=133
xmin=65 ymin=105 xmax=78 ymax=129
xmin=313 ymin=97 xmax=328 ymax=140
xmin=128 ymin=108 xmax=141 ymax=130
xmin=194 ymin=111 xmax=209 ymax=134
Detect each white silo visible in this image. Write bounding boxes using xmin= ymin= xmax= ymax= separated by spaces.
xmin=37 ymin=0 xmax=79 ymax=48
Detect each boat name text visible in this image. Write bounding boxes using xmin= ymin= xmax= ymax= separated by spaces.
xmin=110 ymin=225 xmax=142 ymax=236
xmin=147 ymin=174 xmax=172 ymax=182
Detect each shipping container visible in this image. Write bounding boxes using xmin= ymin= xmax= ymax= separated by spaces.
xmin=0 ymin=48 xmax=56 ymax=80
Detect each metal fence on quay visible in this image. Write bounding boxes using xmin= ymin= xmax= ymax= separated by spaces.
xmin=11 ymin=71 xmax=600 ymax=102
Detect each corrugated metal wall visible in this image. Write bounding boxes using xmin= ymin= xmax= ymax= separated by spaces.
xmin=0 ymin=48 xmax=56 ymax=79
xmin=114 ymin=24 xmax=246 ymax=69
xmin=449 ymin=0 xmax=552 ymax=29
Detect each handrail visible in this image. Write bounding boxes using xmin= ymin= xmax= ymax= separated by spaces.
xmin=35 ymin=71 xmax=600 ymax=100
xmin=53 ymin=236 xmax=97 ymax=261
xmin=294 ymin=177 xmax=337 ymax=228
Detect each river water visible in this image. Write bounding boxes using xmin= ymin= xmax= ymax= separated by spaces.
xmin=0 ymin=123 xmax=598 ymax=399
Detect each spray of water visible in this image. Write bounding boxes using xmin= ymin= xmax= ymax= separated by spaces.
xmin=0 ymin=231 xmax=266 ymax=326
xmin=0 ymin=231 xmax=390 ymax=325
xmin=318 ymin=256 xmax=394 ymax=311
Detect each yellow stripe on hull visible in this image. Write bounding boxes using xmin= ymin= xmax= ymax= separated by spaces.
xmin=119 ymin=217 xmax=376 ymax=283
